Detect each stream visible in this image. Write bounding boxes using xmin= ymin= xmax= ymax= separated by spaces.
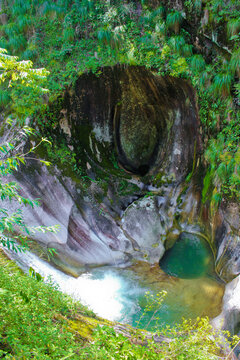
xmin=6 ymin=232 xmax=225 ymax=331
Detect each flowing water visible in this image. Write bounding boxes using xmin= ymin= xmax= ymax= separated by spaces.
xmin=6 ymin=234 xmax=224 ymax=331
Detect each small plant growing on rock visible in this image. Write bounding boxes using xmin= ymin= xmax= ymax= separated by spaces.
xmin=136 ymin=290 xmax=167 ymax=330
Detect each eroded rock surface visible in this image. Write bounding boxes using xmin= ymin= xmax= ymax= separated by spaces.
xmin=60 ymin=66 xmax=200 ymax=179
xmin=0 ymin=65 xmax=205 ymax=274
xmin=212 ymin=274 xmax=240 ymax=337
xmin=213 ymin=203 xmax=240 ymax=282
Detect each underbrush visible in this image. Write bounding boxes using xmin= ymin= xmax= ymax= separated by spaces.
xmin=79 ymin=322 xmax=237 ymax=360
xmin=0 ymin=250 xmax=87 ymax=359
xmin=0 ymin=251 xmax=239 ymax=359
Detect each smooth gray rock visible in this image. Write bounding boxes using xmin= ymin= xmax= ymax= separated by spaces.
xmin=214 ymin=203 xmax=240 ymax=282
xmin=212 ymin=274 xmax=240 ymax=335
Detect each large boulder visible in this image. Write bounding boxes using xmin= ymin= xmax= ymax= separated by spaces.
xmin=62 ymin=66 xmax=200 ymax=179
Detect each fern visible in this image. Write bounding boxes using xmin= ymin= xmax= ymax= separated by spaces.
xmin=199 ymin=71 xmax=210 ymax=88
xmin=53 ymin=4 xmax=66 ymax=17
xmin=141 ymin=5 xmax=165 ymax=28
xmin=77 ymin=5 xmax=88 ymax=19
xmin=103 ymin=32 xmax=124 ymax=51
xmin=235 ymin=82 xmax=240 ymax=102
xmin=39 ymin=2 xmax=65 ymax=18
xmin=74 ymin=0 xmax=94 ymax=19
xmin=40 ymin=2 xmax=55 ymax=16
xmin=0 ymin=37 xmax=9 ymax=51
xmin=166 ymin=10 xmax=183 ymax=34
xmin=212 ymin=72 xmax=233 ymax=97
xmin=56 ymin=0 xmax=71 ymax=12
xmin=21 ymin=48 xmax=37 ymax=60
xmin=8 ymin=35 xmax=27 ymax=53
xmin=112 ymin=26 xmax=125 ymax=50
xmin=141 ymin=11 xmax=153 ymax=27
xmin=205 ymin=138 xmax=222 ymax=163
xmin=97 ymin=28 xmax=112 ymax=46
xmin=17 ymin=15 xmax=32 ymax=33
xmin=190 ymin=54 xmax=206 ymax=72
xmin=182 ymin=44 xmax=193 ymax=57
xmin=230 ymin=48 xmax=240 ymax=76
xmin=168 ymin=35 xmax=185 ymax=53
xmin=3 ymin=23 xmax=19 ymax=38
xmin=211 ymin=190 xmax=222 ymax=207
xmin=63 ymin=27 xmax=75 ymax=42
xmin=0 ymin=89 xmax=11 ymax=106
xmin=209 ymin=0 xmax=225 ymax=13
xmin=153 ymin=6 xmax=165 ymax=18
xmin=118 ymin=3 xmax=135 ymax=19
xmin=216 ymin=162 xmax=227 ymax=182
xmin=12 ymin=0 xmax=31 ymax=16
xmin=155 ymin=21 xmax=166 ymax=36
xmin=227 ymin=18 xmax=240 ymax=39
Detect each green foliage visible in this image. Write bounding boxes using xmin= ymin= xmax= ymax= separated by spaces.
xmin=227 ymin=18 xmax=240 ymax=38
xmin=203 ymin=118 xmax=240 ymax=203
xmin=230 ymin=48 xmax=240 ymax=75
xmin=8 ymin=34 xmax=27 ymax=53
xmin=79 ymin=318 xmax=237 ymax=360
xmin=40 ymin=1 xmax=65 ymax=18
xmin=0 ymin=89 xmax=11 ymax=106
xmin=166 ymin=10 xmax=183 ymax=34
xmin=17 ymin=15 xmax=32 ymax=33
xmin=170 ymin=56 xmax=189 ymax=77
xmin=168 ymin=35 xmax=185 ymax=53
xmin=0 ymin=48 xmax=49 ymax=121
xmin=3 ymin=22 xmax=20 ymax=38
xmin=190 ymin=55 xmax=206 ymax=72
xmin=63 ymin=27 xmax=75 ymax=42
xmin=11 ymin=0 xmax=32 ymax=16
xmin=211 ymin=72 xmax=233 ymax=97
xmin=0 ymin=252 xmax=85 ymax=358
xmin=97 ymin=28 xmax=113 ymax=46
xmin=0 ymin=49 xmax=59 ymax=251
xmin=202 ymin=167 xmax=214 ymax=204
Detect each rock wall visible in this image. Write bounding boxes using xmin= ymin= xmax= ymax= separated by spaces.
xmin=60 ymin=66 xmax=200 ymax=179
xmin=214 ymin=203 xmax=240 ymax=282
xmin=1 ymin=65 xmax=205 ymax=275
